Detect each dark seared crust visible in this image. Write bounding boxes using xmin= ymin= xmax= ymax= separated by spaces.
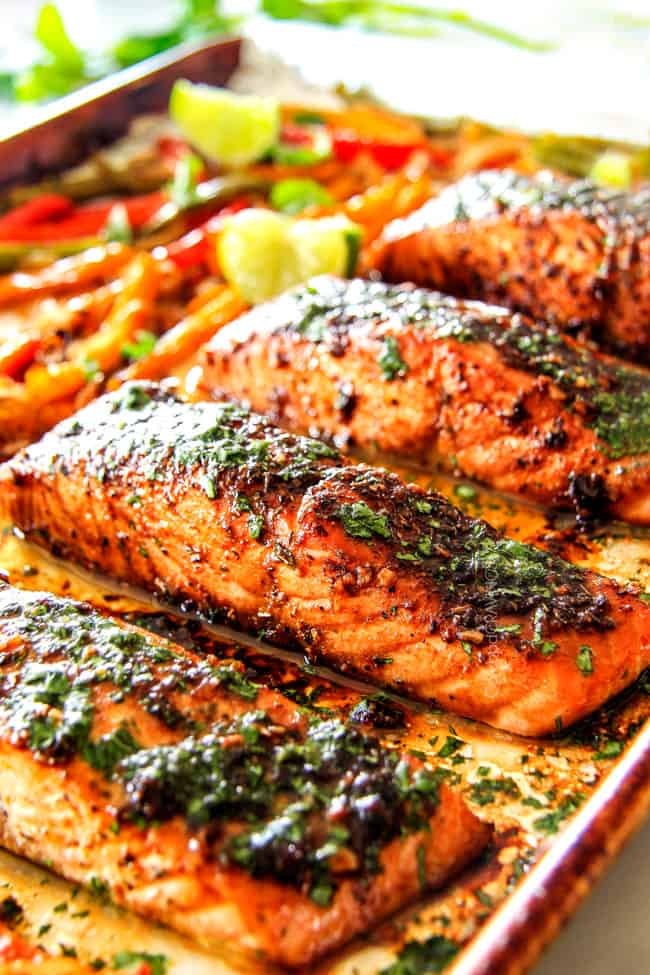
xmin=2 ymin=385 xmax=650 ymax=736
xmin=201 ymin=276 xmax=650 ymax=522
xmin=373 ymin=169 xmax=650 ymax=357
xmin=384 ymin=170 xmax=650 ymax=238
xmin=0 ymin=584 xmax=489 ymax=967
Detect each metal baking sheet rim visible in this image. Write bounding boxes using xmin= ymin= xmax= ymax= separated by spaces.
xmin=454 ymin=722 xmax=650 ymax=975
xmin=0 ymin=35 xmax=648 ymax=975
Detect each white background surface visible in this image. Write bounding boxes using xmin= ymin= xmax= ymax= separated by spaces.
xmin=1 ymin=1 xmax=649 ymax=971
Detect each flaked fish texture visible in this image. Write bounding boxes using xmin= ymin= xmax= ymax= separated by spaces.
xmin=200 ymin=275 xmax=650 ymax=523
xmin=372 ymin=169 xmax=650 ymax=359
xmin=0 ymin=585 xmax=489 ymax=967
xmin=1 ymin=383 xmax=649 ymax=736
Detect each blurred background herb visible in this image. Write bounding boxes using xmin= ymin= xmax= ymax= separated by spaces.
xmin=258 ymin=1 xmax=552 ymax=48
xmin=1 ymin=0 xmax=552 ymax=105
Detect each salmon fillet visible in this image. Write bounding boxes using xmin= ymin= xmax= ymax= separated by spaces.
xmin=200 ymin=276 xmax=650 ymax=523
xmin=0 ymin=585 xmax=488 ymax=968
xmin=372 ymin=169 xmax=650 ymax=358
xmin=1 ymin=383 xmax=649 ymax=736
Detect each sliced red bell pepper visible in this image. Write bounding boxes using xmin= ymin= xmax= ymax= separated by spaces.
xmin=0 ymin=192 xmax=166 ymax=243
xmin=429 ymin=145 xmax=455 ymax=169
xmin=156 ymin=197 xmax=252 ymax=269
xmin=331 ymin=131 xmax=424 ymax=170
xmin=0 ymin=195 xmax=73 ymax=237
xmin=280 ymin=122 xmax=314 ymax=146
xmin=156 ymin=228 xmax=208 ymax=269
xmin=205 ymin=196 xmax=253 ymax=233
xmin=157 ymin=135 xmax=193 ymax=165
xmin=86 ymin=191 xmax=167 ymax=228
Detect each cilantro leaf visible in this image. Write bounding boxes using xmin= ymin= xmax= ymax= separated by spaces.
xmin=338 ymin=501 xmax=392 ymax=540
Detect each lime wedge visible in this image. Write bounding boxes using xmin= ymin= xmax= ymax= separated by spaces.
xmin=169 ymin=80 xmax=280 ymax=168
xmin=217 ymin=209 xmax=362 ymax=304
xmin=289 ymin=216 xmax=362 ymax=279
xmin=218 ymin=210 xmax=299 ymax=304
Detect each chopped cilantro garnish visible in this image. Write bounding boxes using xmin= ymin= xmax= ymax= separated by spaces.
xmin=82 ymin=723 xmax=141 ymax=776
xmin=338 ymin=501 xmax=391 ymax=540
xmin=475 ymin=888 xmax=494 ymax=907
xmin=270 ymin=178 xmax=334 ymax=215
xmin=593 ymin=739 xmax=624 ymax=760
xmin=380 ymin=935 xmax=460 ymax=974
xmin=378 ymin=335 xmax=408 ymax=381
xmin=121 ymin=330 xmax=157 ymax=362
xmin=168 ymin=152 xmax=202 ymax=209
xmin=309 ymin=881 xmax=334 ymax=906
xmin=82 ymin=358 xmax=101 ymax=381
xmin=533 ymin=792 xmax=585 ymax=834
xmin=576 ymin=645 xmax=594 ymax=675
xmin=469 ymin=775 xmax=521 ymax=806
xmin=437 ymin=735 xmax=464 ymax=758
xmin=112 ymin=951 xmax=168 ymax=975
xmin=454 ymin=483 xmax=477 ymax=502
xmin=88 ymin=877 xmax=111 ymax=902
xmin=103 ymin=203 xmax=133 ymax=245
xmin=248 ymin=513 xmax=264 ymax=540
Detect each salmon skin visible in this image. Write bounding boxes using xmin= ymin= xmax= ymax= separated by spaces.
xmin=372 ymin=169 xmax=650 ymax=359
xmin=0 ymin=584 xmax=488 ymax=968
xmin=1 ymin=383 xmax=649 ymax=736
xmin=200 ymin=275 xmax=650 ymax=524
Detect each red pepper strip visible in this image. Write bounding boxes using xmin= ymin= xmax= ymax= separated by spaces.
xmin=84 ymin=191 xmax=167 ymax=228
xmin=0 ymin=336 xmax=40 ymax=379
xmin=0 ymin=192 xmax=167 ymax=243
xmin=331 ymin=131 xmax=423 ymax=170
xmin=183 ymin=195 xmax=253 ymax=233
xmin=156 ymin=198 xmax=252 ymax=269
xmin=157 ymin=135 xmax=193 ymax=165
xmin=280 ymin=122 xmax=314 ymax=146
xmin=156 ymin=228 xmax=209 ymax=269
xmin=478 ymin=150 xmax=523 ymax=170
xmin=0 ymin=194 xmax=73 ymax=237
xmin=429 ymin=145 xmax=455 ymax=169
xmin=204 ymin=197 xmax=251 ymax=227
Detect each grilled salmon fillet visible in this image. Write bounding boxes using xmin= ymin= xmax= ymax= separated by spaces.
xmin=200 ymin=276 xmax=650 ymax=523
xmin=372 ymin=169 xmax=650 ymax=358
xmin=0 ymin=585 xmax=488 ymax=968
xmin=1 ymin=383 xmax=649 ymax=736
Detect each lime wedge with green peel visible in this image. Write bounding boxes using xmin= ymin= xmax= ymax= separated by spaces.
xmin=218 ymin=211 xmax=299 ymax=304
xmin=217 ymin=209 xmax=363 ymax=304
xmin=169 ymin=81 xmax=280 ymax=168
xmin=289 ymin=216 xmax=362 ymax=279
